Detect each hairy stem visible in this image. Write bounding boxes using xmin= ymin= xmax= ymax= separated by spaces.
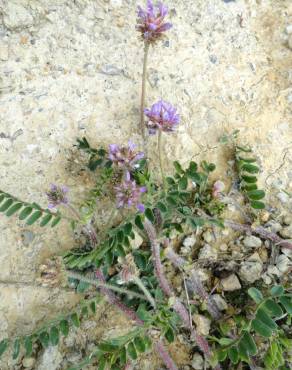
xmin=67 ymin=271 xmax=148 ymax=302
xmin=158 ymin=129 xmax=166 ymax=191
xmin=225 ymin=220 xmax=292 ymax=250
xmin=140 ymin=42 xmax=150 ymax=152
xmin=95 ymin=269 xmax=144 ymax=326
xmin=155 ymin=340 xmax=178 ymax=370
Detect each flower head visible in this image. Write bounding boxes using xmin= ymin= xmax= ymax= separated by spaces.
xmin=212 ymin=180 xmax=225 ymax=198
xmin=114 ymin=172 xmax=146 ymax=212
xmin=46 ymin=184 xmax=69 ymax=209
xmin=136 ymin=0 xmax=172 ymax=43
xmin=144 ymin=99 xmax=180 ymax=134
xmin=108 ymin=141 xmax=144 ymax=170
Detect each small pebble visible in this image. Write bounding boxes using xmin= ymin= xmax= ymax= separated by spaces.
xmin=243 ymin=235 xmax=262 ymax=249
xmin=191 ymin=353 xmax=204 ymax=370
xmin=22 ymin=358 xmax=36 ymax=368
xmin=193 ymin=314 xmax=211 ymax=336
xmin=220 ymin=274 xmax=241 ymax=291
xmin=212 ymin=294 xmax=228 ymax=311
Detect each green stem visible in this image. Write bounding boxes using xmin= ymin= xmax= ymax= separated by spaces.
xmin=67 ymin=271 xmax=149 ymax=301
xmin=140 ymin=42 xmax=150 ymax=153
xmin=158 ymin=129 xmax=166 ymax=191
xmin=132 ymin=276 xmax=156 ymax=309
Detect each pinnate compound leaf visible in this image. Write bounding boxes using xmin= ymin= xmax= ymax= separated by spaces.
xmin=6 ymin=203 xmax=22 ymax=216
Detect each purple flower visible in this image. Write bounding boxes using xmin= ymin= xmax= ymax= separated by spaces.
xmin=144 ymin=99 xmax=180 ymax=134
xmin=46 ymin=184 xmax=69 ymax=209
xmin=136 ymin=0 xmax=172 ymax=43
xmin=114 ymin=172 xmax=146 ymax=212
xmin=108 ymin=141 xmax=144 ymax=170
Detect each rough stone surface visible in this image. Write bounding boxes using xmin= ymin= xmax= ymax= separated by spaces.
xmin=191 ymin=353 xmax=204 ymax=370
xmin=36 ymin=346 xmax=62 ymax=370
xmin=0 ymin=0 xmax=291 ymax=369
xmin=220 ymin=274 xmax=241 ymax=291
xmin=193 ymin=314 xmax=211 ymax=336
xmin=242 ymin=235 xmax=262 ymax=249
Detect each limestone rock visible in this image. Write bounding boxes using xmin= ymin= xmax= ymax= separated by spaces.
xmin=193 ymin=314 xmax=211 ymax=336
xmin=22 ymin=357 xmax=36 ymax=368
xmin=212 ymin=294 xmax=228 ymax=311
xmin=36 ymin=346 xmax=62 ymax=370
xmin=220 ymin=274 xmax=241 ymax=291
xmin=191 ymin=353 xmax=204 ymax=370
xmin=198 ymin=244 xmax=218 ymax=261
xmin=280 ymin=226 xmax=292 ymax=239
xmin=239 ymin=257 xmax=263 ymax=283
xmin=242 ymin=235 xmax=262 ymax=249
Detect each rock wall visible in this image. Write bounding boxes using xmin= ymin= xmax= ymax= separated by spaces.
xmin=0 ymin=0 xmax=291 ymax=369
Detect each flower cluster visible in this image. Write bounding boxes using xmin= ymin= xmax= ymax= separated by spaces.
xmin=144 ymin=99 xmax=180 ymax=134
xmin=108 ymin=141 xmax=144 ymax=170
xmin=46 ymin=184 xmax=69 ymax=209
xmin=137 ymin=0 xmax=172 ymax=43
xmin=114 ymin=171 xmax=147 ymax=212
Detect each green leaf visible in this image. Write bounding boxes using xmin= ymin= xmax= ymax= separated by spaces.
xmin=263 ymin=299 xmax=283 ymax=318
xmin=173 ymin=161 xmax=184 ymax=174
xmin=97 ymin=356 xmax=107 ymax=370
xmin=50 ymin=326 xmax=59 ymax=346
xmin=0 ymin=339 xmax=8 ymax=358
xmin=188 ymin=161 xmax=198 ymax=173
xmin=166 ymin=196 xmax=177 ymax=206
xmin=270 ymin=285 xmax=284 ymax=297
xmin=145 ymin=208 xmax=155 ymax=223
xmin=123 ymin=223 xmax=132 ymax=236
xmin=241 ymin=163 xmax=259 ymax=174
xmin=90 ymin=301 xmax=96 ymax=314
xmin=251 ymin=318 xmax=273 ymax=337
xmin=143 ymin=336 xmax=152 ymax=351
xmin=39 ymin=331 xmax=50 ymax=348
xmin=99 ymin=342 xmax=118 ymax=352
xmin=280 ymin=296 xmax=292 ymax=314
xmin=228 ymin=346 xmax=239 ymax=364
xmin=76 ymin=281 xmax=90 ymax=293
xmin=117 ymin=230 xmax=124 ymax=243
xmin=242 ymin=183 xmax=258 ymax=192
xmin=134 ymin=336 xmax=146 ymax=352
xmin=247 ymin=190 xmax=265 ymax=200
xmin=115 ymin=244 xmax=126 ymax=258
xmin=217 ymin=349 xmax=227 ymax=361
xmin=26 ymin=210 xmax=42 ymax=225
xmin=166 ymin=177 xmax=176 ymax=185
xmin=119 ymin=346 xmax=127 ymax=365
xmin=12 ymin=338 xmax=20 ymax=360
xmin=51 ymin=216 xmax=61 ymax=227
xmin=156 ymin=202 xmax=167 ymax=213
xmin=60 ymin=320 xmax=69 ymax=337
xmin=218 ymin=338 xmax=234 ymax=346
xmin=19 ymin=206 xmax=33 ymax=220
xmin=24 ymin=336 xmax=33 ymax=356
xmin=40 ymin=213 xmax=53 ymax=227
xmin=135 ymin=215 xmax=144 ymax=230
xmin=164 ymin=328 xmax=175 ymax=344
xmin=6 ymin=202 xmax=22 ymax=216
xmin=241 ymin=175 xmax=258 ymax=183
xmin=178 ymin=176 xmax=188 ymax=190
xmin=71 ymin=313 xmax=80 ymax=327
xmin=136 ymin=304 xmax=152 ymax=322
xmin=0 ymin=199 xmax=13 ymax=212
xmin=256 ymin=308 xmax=277 ymax=330
xmin=127 ymin=342 xmax=137 ymax=360
xmin=241 ymin=331 xmax=257 ymax=356
xmin=237 ymin=339 xmax=249 ymax=361
xmin=250 ymin=200 xmax=265 ymax=209
xmin=248 ymin=287 xmax=263 ymax=304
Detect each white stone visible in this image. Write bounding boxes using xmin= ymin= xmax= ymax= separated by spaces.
xmin=191 ymin=353 xmax=204 ymax=370
xmin=281 ymin=247 xmax=292 ymax=258
xmin=277 ymin=192 xmax=290 ymax=203
xmin=131 ymin=231 xmax=143 ymax=250
xmin=276 ymin=254 xmax=291 ymax=273
xmin=202 ymin=230 xmax=214 ymax=243
xmin=243 ymin=235 xmax=262 ymax=249
xmin=36 ymin=346 xmax=62 ymax=370
xmin=183 ymin=235 xmax=196 ymax=248
xmin=22 ymin=358 xmax=36 ymax=368
xmin=267 ymin=265 xmax=281 ymax=277
xmin=198 ymin=244 xmax=218 ymax=261
xmin=193 ymin=314 xmax=211 ymax=336
xmin=280 ymin=226 xmax=292 ymax=239
xmin=212 ymin=294 xmax=228 ymax=311
xmin=286 ymin=24 xmax=292 ymax=34
xmin=2 ymin=2 xmax=34 ymax=30
xmin=220 ymin=274 xmax=241 ymax=291
xmin=239 ymin=260 xmax=263 ymax=283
